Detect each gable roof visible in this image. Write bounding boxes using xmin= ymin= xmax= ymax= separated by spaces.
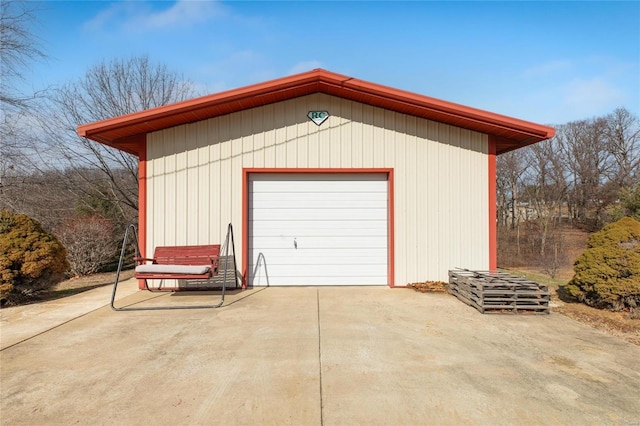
xmin=77 ymin=68 xmax=555 ymax=156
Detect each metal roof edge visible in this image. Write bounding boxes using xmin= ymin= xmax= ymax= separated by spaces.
xmin=340 ymin=77 xmax=555 ymax=139
xmin=77 ymin=68 xmax=555 ymax=153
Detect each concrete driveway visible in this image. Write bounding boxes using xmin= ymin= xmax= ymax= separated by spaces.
xmin=1 ymin=281 xmax=639 ymax=425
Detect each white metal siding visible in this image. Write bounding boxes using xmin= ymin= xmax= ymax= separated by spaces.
xmin=249 ymin=173 xmax=388 ymax=286
xmin=146 ymin=93 xmax=489 ymax=284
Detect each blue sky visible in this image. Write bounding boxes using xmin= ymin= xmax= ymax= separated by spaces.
xmin=24 ymin=0 xmax=640 ymax=126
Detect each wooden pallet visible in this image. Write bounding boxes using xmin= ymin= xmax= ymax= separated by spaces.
xmin=448 ymin=270 xmax=549 ymax=314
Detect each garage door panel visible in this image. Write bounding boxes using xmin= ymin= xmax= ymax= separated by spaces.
xmin=251 ymin=191 xmax=387 ymax=202
xmin=265 ymin=268 xmax=388 ymax=280
xmin=249 ymin=247 xmax=387 ymax=257
xmin=246 ymin=225 xmax=387 ymax=240
xmin=252 ymin=257 xmax=385 ymax=268
xmin=250 ymin=236 xmax=387 ymax=249
xmin=249 ymin=173 xmax=388 ymax=286
xmin=253 ymin=270 xmax=387 ymax=286
xmin=251 ymin=271 xmax=388 ymax=286
xmin=248 ymin=248 xmax=387 ymax=259
xmin=251 ymin=180 xmax=386 ymax=193
xmin=249 ymin=219 xmax=387 ymax=233
xmin=250 ymin=199 xmax=386 ymax=209
xmin=251 ymin=208 xmax=387 ymax=221
xmin=265 ymin=263 xmax=387 ymax=275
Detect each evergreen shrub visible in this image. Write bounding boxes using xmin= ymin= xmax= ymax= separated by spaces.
xmin=565 ymin=217 xmax=640 ymax=312
xmin=0 ymin=210 xmax=69 ymax=306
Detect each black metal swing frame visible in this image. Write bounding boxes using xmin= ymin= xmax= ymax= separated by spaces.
xmin=110 ymin=223 xmax=240 ymax=311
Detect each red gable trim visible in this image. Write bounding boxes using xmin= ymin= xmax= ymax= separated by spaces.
xmin=77 ymin=69 xmax=554 ymax=156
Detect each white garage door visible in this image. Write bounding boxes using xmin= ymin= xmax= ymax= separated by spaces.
xmin=249 ymin=173 xmax=388 ymax=286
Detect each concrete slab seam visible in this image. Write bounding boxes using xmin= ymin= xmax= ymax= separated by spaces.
xmin=317 ymin=288 xmax=324 ymax=426
xmin=1 ymin=303 xmax=110 ymax=352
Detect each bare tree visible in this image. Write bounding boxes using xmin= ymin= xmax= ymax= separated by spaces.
xmin=497 ymin=149 xmax=531 ymax=256
xmin=557 ymin=118 xmax=610 ymax=228
xmin=0 ymin=0 xmax=47 ymax=198
xmin=1 ymin=168 xmax=80 ymax=231
xmin=55 ymin=216 xmax=118 ymax=276
xmin=604 ymin=107 xmax=640 ymax=189
xmin=0 ymin=0 xmax=45 ymax=111
xmin=496 ymin=108 xmax=638 ymax=276
xmin=41 ymin=56 xmax=197 ymax=224
xmin=524 ymin=138 xmax=568 ymax=257
xmin=1 ymin=112 xmax=28 ymax=189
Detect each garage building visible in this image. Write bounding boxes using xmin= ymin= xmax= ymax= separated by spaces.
xmin=78 ymin=69 xmax=554 ymax=288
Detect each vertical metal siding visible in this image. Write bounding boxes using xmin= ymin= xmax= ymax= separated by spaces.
xmin=146 ymin=93 xmax=489 ymax=284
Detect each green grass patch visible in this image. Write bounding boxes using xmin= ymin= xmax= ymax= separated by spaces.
xmin=498 ymin=268 xmax=568 ymax=289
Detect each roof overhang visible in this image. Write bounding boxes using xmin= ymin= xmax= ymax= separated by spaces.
xmin=77 ymin=68 xmax=555 ymax=156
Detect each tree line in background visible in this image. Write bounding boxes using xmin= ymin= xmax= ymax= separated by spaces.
xmin=1 ymin=2 xmax=196 ymax=299
xmin=497 ymin=107 xmax=640 ymax=277
xmin=1 ymin=52 xmax=195 ymax=276
xmin=1 ymin=1 xmax=639 ymax=298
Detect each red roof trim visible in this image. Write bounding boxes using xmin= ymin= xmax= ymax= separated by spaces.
xmin=77 ymin=69 xmax=555 ymax=156
xmin=340 ymin=78 xmax=552 ymax=138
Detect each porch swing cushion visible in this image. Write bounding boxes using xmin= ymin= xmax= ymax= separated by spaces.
xmin=135 ymin=264 xmax=212 ymax=275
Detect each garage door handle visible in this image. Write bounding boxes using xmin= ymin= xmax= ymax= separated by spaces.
xmin=294 ymin=238 xmax=297 ymax=249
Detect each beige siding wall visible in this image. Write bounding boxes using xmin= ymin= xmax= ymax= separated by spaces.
xmin=146 ymin=93 xmax=489 ymax=284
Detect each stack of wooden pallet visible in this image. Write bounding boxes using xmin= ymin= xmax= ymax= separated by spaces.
xmin=448 ymin=270 xmax=549 ymax=314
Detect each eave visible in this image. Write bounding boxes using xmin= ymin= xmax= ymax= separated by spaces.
xmin=77 ymin=68 xmax=555 ymax=156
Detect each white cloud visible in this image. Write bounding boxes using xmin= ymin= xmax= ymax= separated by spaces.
xmin=485 ymin=76 xmax=630 ymax=125
xmin=83 ymin=2 xmax=134 ymax=32
xmin=562 ymin=77 xmax=626 ymax=116
xmin=141 ymin=0 xmax=225 ymax=29
xmin=288 ymin=61 xmax=324 ymax=75
xmin=84 ymin=0 xmax=226 ymax=33
xmin=511 ymin=56 xmax=638 ymax=124
xmin=195 ymin=50 xmax=276 ymax=93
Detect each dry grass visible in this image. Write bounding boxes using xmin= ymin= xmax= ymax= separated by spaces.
xmin=498 ymin=225 xmax=639 ymax=346
xmin=501 ymin=268 xmax=640 ymax=346
xmin=553 ymin=303 xmax=640 ymax=346
xmin=407 ymin=281 xmax=449 ymax=293
xmin=56 ymin=269 xmax=135 ymax=290
xmin=17 ymin=269 xmax=136 ymax=305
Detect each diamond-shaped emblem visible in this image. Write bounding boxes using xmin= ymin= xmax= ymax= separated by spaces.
xmin=308 ymin=111 xmax=330 ymax=126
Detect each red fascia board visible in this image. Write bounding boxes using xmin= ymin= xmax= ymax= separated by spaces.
xmin=339 ymin=78 xmax=555 ymax=140
xmin=77 ymin=68 xmax=555 ymax=156
xmin=77 ymin=71 xmax=333 ymax=142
